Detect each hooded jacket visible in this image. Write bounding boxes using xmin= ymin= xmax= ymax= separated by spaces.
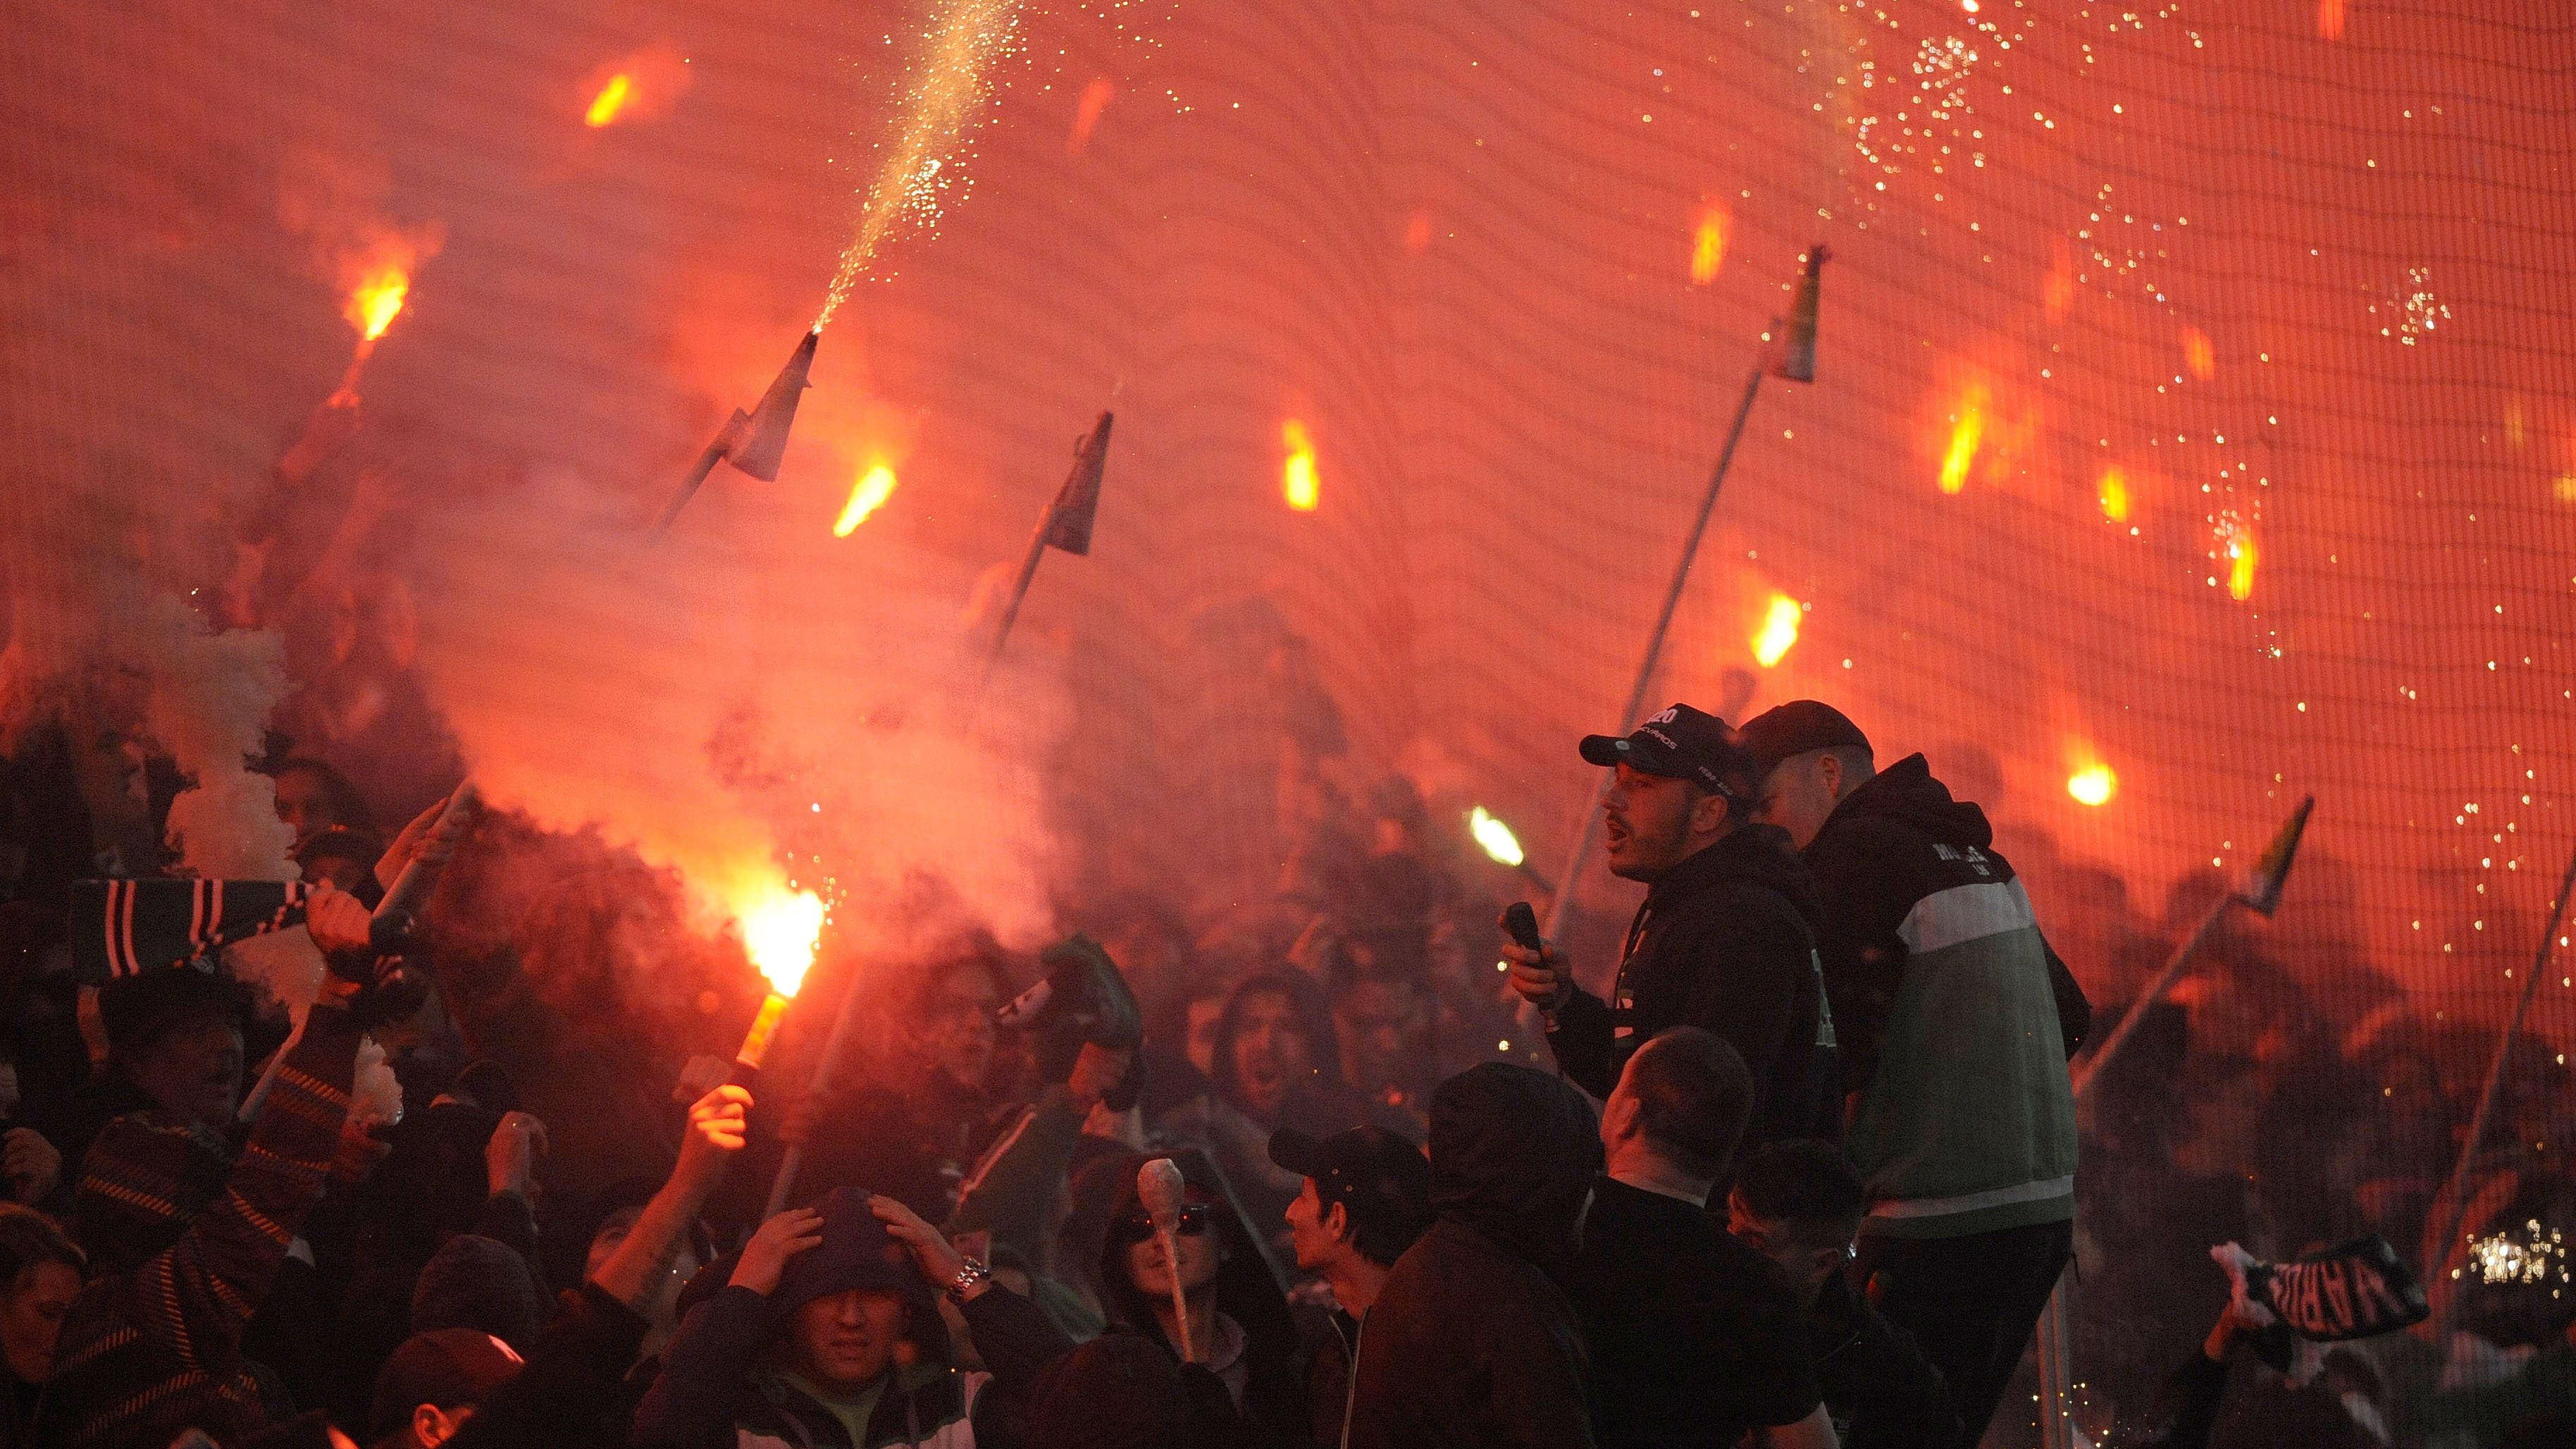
xmin=1344 ymin=1063 xmax=1599 ymax=1449
xmin=1800 ymin=754 xmax=2089 ymax=1240
xmin=1547 ymin=823 xmax=1840 ymax=1149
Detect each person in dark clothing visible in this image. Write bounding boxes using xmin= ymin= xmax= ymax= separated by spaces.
xmin=1740 ymin=701 xmax=2090 ymax=1449
xmin=1018 ymin=1331 xmax=1251 ymax=1449
xmin=1506 ymin=703 xmax=1838 ymax=1154
xmin=31 ymin=963 xmax=252 ymax=1195
xmin=367 ymin=1327 xmax=524 ymax=1448
xmin=1727 ymin=1139 xmax=1957 ymax=1449
xmin=0 ymin=1204 xmax=82 ymax=1446
xmin=633 ymin=1185 xmax=1071 ymax=1449
xmin=1573 ymin=1028 xmax=1835 ymax=1449
xmin=1270 ymin=1125 xmax=1435 ymax=1445
xmin=1088 ymin=1149 xmax=1306 ymax=1444
xmin=1345 ymin=1062 xmax=1599 ymax=1449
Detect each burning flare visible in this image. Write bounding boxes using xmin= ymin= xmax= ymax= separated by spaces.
xmin=1689 ymin=206 xmax=1730 ymax=285
xmin=1282 ymin=419 xmax=1320 ymax=512
xmin=586 ymin=73 xmax=634 ymax=127
xmin=1469 ymin=806 xmax=1525 ymax=868
xmin=2225 ymin=525 xmax=2258 ymax=600
xmin=2181 ymin=327 xmax=2217 ymax=381
xmin=834 ymin=463 xmax=899 ymax=536
xmin=1752 ymin=593 xmax=1802 ymax=668
xmin=2099 ymin=467 xmax=2131 ymax=523
xmin=1068 ymin=77 xmax=1115 ymax=155
xmin=738 ymin=885 xmax=825 ymax=999
xmin=347 ymin=266 xmax=409 ymax=345
xmin=2067 ymin=764 xmax=2117 ymax=808
xmin=1939 ymin=388 xmax=1986 ymax=495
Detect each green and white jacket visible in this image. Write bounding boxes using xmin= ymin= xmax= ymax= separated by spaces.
xmin=1802 ymin=755 xmax=2091 ymax=1240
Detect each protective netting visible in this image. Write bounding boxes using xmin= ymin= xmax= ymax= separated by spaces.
xmin=4 ymin=0 xmax=2572 ymax=1442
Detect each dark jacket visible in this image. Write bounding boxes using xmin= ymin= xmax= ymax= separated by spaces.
xmin=443 ymin=1281 xmax=648 ymax=1449
xmin=1573 ymin=1176 xmax=1821 ymax=1448
xmin=1345 ymin=1063 xmax=1599 ymax=1449
xmin=1301 ymin=1309 xmax=1358 ymax=1449
xmin=1807 ymin=1273 xmax=1957 ymax=1449
xmin=35 ymin=1005 xmax=362 ymax=1449
xmin=1800 ymin=755 xmax=2088 ymax=1240
xmin=1547 ymin=824 xmax=1838 ymax=1149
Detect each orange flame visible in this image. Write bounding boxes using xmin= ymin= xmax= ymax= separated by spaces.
xmin=1282 ymin=419 xmax=1320 ymax=512
xmin=1403 ymin=209 xmax=1434 ymax=254
xmin=347 ymin=266 xmax=409 ymax=343
xmin=834 ymin=464 xmax=899 ymax=536
xmin=2318 ymin=0 xmax=2346 ymax=39
xmin=1752 ymin=592 xmax=1802 ymax=667
xmin=1068 ymin=77 xmax=1115 ymax=155
xmin=2181 ymin=327 xmax=2216 ymax=381
xmin=2098 ymin=467 xmax=2131 ymax=522
xmin=2225 ymin=526 xmax=2258 ymax=600
xmin=2067 ymin=763 xmax=2117 ymax=807
xmin=1689 ymin=205 xmax=1730 ymax=285
xmin=586 ymin=73 xmax=635 ymax=127
xmin=1939 ymin=388 xmax=1987 ymax=495
xmin=738 ymin=885 xmax=825 ymax=998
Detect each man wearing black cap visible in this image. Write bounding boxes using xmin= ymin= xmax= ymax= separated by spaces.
xmin=1505 ymin=703 xmax=1838 ymax=1152
xmin=1270 ymin=1125 xmax=1435 ymax=1443
xmin=1737 ymin=700 xmax=2090 ymax=1449
xmin=369 ymin=1328 xmax=524 ymax=1448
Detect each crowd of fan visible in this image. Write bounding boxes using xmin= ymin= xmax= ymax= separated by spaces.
xmin=0 ymin=696 xmax=2566 ymax=1449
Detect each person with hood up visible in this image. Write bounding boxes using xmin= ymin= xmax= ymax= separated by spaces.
xmin=1085 ymin=1148 xmax=1306 ymax=1445
xmin=632 ymin=1185 xmax=1070 ymax=1449
xmin=1736 ymin=701 xmax=2090 ymax=1449
xmin=1344 ymin=1061 xmax=1601 ymax=1449
xmin=1506 ymin=704 xmax=1840 ymax=1155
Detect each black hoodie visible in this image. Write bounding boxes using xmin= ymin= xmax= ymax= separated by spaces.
xmin=1546 ymin=822 xmax=1840 ymax=1151
xmin=1345 ymin=1063 xmax=1601 ymax=1449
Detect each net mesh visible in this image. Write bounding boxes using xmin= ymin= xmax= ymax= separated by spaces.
xmin=4 ymin=0 xmax=2572 ymax=1441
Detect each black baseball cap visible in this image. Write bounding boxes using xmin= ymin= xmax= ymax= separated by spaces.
xmin=369 ymin=1328 xmax=524 ymax=1438
xmin=1578 ymin=703 xmax=1760 ymax=801
xmin=1735 ymin=701 xmax=1873 ymax=784
xmin=1269 ymin=1126 xmax=1432 ymax=1245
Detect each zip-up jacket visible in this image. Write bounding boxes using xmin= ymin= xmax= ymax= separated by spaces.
xmin=1547 ymin=823 xmax=1840 ymax=1147
xmin=1800 ymin=755 xmax=2089 ymax=1240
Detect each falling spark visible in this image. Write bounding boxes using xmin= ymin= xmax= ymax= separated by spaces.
xmin=2067 ymin=764 xmax=2117 ymax=807
xmin=2181 ymin=327 xmax=2215 ymax=381
xmin=1067 ymin=76 xmax=1115 ymax=154
xmin=2226 ymin=525 xmax=2258 ymax=600
xmin=738 ymin=885 xmax=826 ymax=999
xmin=347 ymin=266 xmax=409 ymax=344
xmin=1469 ymin=806 xmax=1525 ymax=868
xmin=1403 ymin=209 xmax=1434 ymax=254
xmin=1282 ymin=419 xmax=1320 ymax=511
xmin=1939 ymin=388 xmax=1986 ymax=494
xmin=2099 ymin=467 xmax=2131 ymax=522
xmin=2468 ymin=1220 xmax=2567 ymax=1286
xmin=586 ymin=73 xmax=634 ymax=127
xmin=814 ymin=0 xmax=1025 ymax=330
xmin=1689 ymin=205 xmax=1730 ymax=284
xmin=1752 ymin=593 xmax=1802 ymax=667
xmin=833 ymin=463 xmax=900 ymax=536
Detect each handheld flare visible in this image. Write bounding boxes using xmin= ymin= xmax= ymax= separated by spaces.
xmin=1136 ymin=1157 xmax=1196 ymax=1360
xmin=1770 ymin=245 xmax=1830 ymax=383
xmin=371 ymin=782 xmax=478 ymax=951
xmin=657 ymin=329 xmax=821 ymax=531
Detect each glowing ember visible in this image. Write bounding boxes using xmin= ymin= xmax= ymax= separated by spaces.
xmin=1689 ymin=206 xmax=1730 ymax=285
xmin=1752 ymin=593 xmax=1802 ymax=667
xmin=586 ymin=73 xmax=634 ymax=127
xmin=2318 ymin=0 xmax=2346 ymax=39
xmin=834 ymin=463 xmax=899 ymax=536
xmin=1068 ymin=77 xmax=1115 ymax=154
xmin=1282 ymin=419 xmax=1320 ymax=512
xmin=739 ymin=886 xmax=825 ymax=998
xmin=2067 ymin=764 xmax=2117 ymax=807
xmin=2226 ymin=526 xmax=2258 ymax=600
xmin=2099 ymin=467 xmax=2131 ymax=523
xmin=2467 ymin=1219 xmax=2567 ymax=1286
xmin=1469 ymin=806 xmax=1525 ymax=868
xmin=1939 ymin=389 xmax=1986 ymax=495
xmin=348 ymin=267 xmax=409 ymax=343
xmin=2182 ymin=327 xmax=2216 ymax=381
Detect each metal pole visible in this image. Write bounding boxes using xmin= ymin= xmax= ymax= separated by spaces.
xmin=2071 ymin=892 xmax=2232 ymax=1102
xmin=1539 ymin=359 xmax=1769 ymax=942
xmin=2035 ymin=1278 xmax=2076 ymax=1449
xmin=2427 ymin=836 xmax=2576 ymax=1333
xmin=655 ymin=413 xmax=745 ymax=533
xmin=977 ymin=514 xmax=1055 ymax=693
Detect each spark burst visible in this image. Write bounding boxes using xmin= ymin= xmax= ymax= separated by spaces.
xmin=814 ymin=0 xmax=1025 ymax=329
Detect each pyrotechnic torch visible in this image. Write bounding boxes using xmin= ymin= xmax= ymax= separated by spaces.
xmin=731 ymin=889 xmax=826 ymax=1087
xmin=1136 ymin=1157 xmax=1196 ymax=1362
xmin=657 ymin=329 xmax=819 ymax=531
xmin=1467 ymin=806 xmax=1551 ymax=895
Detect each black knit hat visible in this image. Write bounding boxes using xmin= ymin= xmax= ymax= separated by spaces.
xmin=96 ymin=966 xmax=249 ymax=1058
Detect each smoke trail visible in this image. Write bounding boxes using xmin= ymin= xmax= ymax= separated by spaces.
xmin=813 ymin=0 xmax=1024 ymax=328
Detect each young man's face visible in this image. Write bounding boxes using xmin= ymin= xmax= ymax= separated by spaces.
xmin=1283 ymin=1178 xmax=1346 ymax=1274
xmin=1754 ymin=751 xmax=1843 ymax=851
xmin=1229 ymin=990 xmax=1310 ymax=1120
xmin=917 ymin=965 xmax=998 ymax=1091
xmin=130 ymin=1017 xmax=244 ymax=1129
xmin=1333 ymin=978 xmax=1413 ymax=1095
xmin=784 ymin=1288 xmax=905 ymax=1393
xmin=1602 ymin=764 xmax=1721 ymax=881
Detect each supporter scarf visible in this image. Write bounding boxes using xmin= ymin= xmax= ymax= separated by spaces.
xmin=70 ymin=877 xmax=310 ymax=982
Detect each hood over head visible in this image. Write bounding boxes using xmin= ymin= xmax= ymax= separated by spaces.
xmin=1425 ymin=1062 xmax=1602 ymax=1270
xmin=1829 ymin=753 xmax=1993 ymax=851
